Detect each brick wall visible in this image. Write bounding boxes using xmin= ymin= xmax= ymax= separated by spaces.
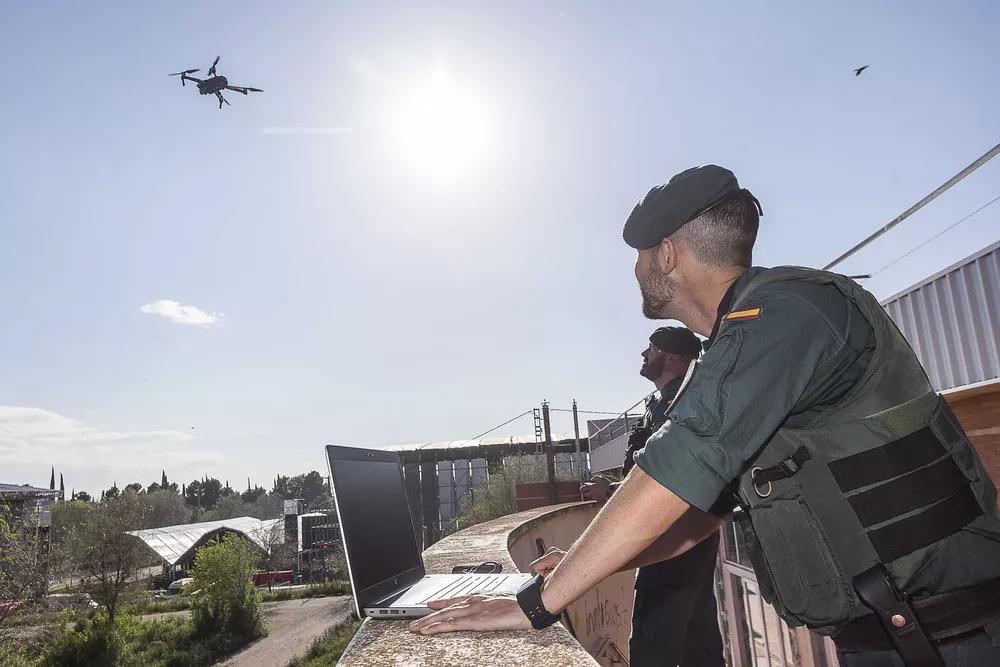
xmin=946 ymin=390 xmax=1000 ymax=490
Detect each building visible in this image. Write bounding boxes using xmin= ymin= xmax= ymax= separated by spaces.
xmin=128 ymin=516 xmax=282 ymax=581
xmin=0 ymin=483 xmax=62 ymax=599
xmin=586 ymin=412 xmax=646 ymax=474
xmin=385 ymin=433 xmax=589 ymax=548
xmin=882 ymin=239 xmax=1000 ymax=486
xmin=0 ymin=483 xmax=61 ymax=528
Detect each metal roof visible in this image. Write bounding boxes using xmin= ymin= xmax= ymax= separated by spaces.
xmin=384 ymin=432 xmax=581 ymax=453
xmin=128 ymin=516 xmax=282 ymax=567
xmin=881 ymin=240 xmax=1000 ymax=391
xmin=0 ymin=483 xmax=61 ymax=498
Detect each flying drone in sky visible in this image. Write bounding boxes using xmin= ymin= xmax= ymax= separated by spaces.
xmin=169 ymin=56 xmax=262 ymax=109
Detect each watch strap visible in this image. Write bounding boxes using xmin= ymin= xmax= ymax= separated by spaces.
xmin=516 ymin=574 xmax=560 ymax=630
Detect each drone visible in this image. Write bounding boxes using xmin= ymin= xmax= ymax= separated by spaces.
xmin=169 ymin=56 xmax=262 ymax=109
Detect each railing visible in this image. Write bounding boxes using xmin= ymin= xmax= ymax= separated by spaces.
xmin=338 ymin=502 xmax=633 ymax=666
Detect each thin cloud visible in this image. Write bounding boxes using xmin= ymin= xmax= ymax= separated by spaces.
xmin=0 ymin=406 xmax=222 ymax=492
xmin=140 ymin=299 xmax=222 ymax=327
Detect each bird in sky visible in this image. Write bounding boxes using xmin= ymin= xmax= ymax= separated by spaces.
xmin=854 ymin=65 xmax=869 ymax=76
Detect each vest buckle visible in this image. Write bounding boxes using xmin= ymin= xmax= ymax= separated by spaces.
xmin=751 ymin=467 xmax=772 ymax=498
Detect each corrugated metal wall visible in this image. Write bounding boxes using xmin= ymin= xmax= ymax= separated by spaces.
xmin=882 ymin=240 xmax=1000 ymax=391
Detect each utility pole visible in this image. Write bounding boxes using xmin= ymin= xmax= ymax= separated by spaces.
xmin=542 ymin=401 xmax=557 ymax=504
xmin=824 ymin=141 xmax=1000 ymax=270
xmin=572 ymin=399 xmax=584 ymax=484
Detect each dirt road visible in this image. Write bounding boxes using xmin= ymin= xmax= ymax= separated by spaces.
xmin=219 ymin=596 xmax=354 ymax=666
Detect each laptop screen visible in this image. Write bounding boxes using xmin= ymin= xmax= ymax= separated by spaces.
xmin=327 ymin=447 xmax=423 ymax=596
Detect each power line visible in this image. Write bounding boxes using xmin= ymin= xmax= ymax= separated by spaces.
xmin=585 ymin=395 xmax=651 ymax=441
xmin=467 ymin=410 xmax=533 ymax=441
xmin=550 ymin=408 xmax=630 ymax=416
xmin=824 ymin=141 xmax=1000 ymax=270
xmin=869 ymin=192 xmax=1000 ymax=278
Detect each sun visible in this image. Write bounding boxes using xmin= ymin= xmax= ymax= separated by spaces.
xmin=391 ymin=70 xmax=494 ymax=183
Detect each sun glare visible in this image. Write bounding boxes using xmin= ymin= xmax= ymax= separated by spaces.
xmin=392 ymin=70 xmax=494 ymax=182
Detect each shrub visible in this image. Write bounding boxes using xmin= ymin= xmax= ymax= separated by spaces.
xmin=453 ymin=455 xmax=576 ymax=530
xmin=190 ymin=535 xmax=266 ymax=639
xmin=119 ymin=616 xmax=251 ymax=667
xmin=38 ymin=612 xmax=128 ymax=667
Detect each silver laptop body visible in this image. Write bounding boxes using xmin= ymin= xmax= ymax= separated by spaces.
xmin=326 ymin=444 xmax=531 ymax=619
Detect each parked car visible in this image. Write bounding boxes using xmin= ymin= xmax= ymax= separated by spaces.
xmin=166 ymin=577 xmax=195 ymax=595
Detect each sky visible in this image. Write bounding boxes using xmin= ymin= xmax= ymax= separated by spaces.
xmin=1 ymin=1 xmax=998 ymax=497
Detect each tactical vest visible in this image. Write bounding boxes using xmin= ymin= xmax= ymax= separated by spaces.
xmin=724 ymin=267 xmax=1000 ymax=635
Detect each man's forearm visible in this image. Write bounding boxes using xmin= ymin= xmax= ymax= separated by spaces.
xmin=618 ymin=508 xmax=722 ymax=570
xmin=539 ymin=466 xmax=690 ymax=613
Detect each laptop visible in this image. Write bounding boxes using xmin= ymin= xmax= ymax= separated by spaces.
xmin=326 ymin=444 xmax=532 ymax=619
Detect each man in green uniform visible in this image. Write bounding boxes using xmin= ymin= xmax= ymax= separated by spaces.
xmin=410 ymin=165 xmax=1000 ymax=666
xmin=583 ymin=326 xmax=724 ymax=666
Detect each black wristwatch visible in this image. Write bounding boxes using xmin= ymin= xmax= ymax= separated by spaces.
xmin=516 ymin=574 xmax=561 ymax=630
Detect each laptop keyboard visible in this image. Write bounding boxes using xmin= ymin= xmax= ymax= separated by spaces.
xmin=412 ymin=574 xmax=519 ymax=604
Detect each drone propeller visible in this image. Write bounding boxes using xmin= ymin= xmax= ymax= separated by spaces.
xmin=226 ymin=85 xmax=263 ymax=95
xmin=168 ymin=69 xmax=200 ymax=86
xmin=208 ymin=56 xmax=220 ymax=77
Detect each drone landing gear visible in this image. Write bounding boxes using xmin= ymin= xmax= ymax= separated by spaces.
xmin=215 ymin=91 xmax=231 ymax=109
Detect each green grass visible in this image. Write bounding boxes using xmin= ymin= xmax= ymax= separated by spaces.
xmin=37 ymin=613 xmax=264 ymax=667
xmin=286 ymin=619 xmax=361 ymax=667
xmin=121 ymin=616 xmax=261 ymax=667
xmin=259 ymin=581 xmax=351 ymax=603
xmin=133 ymin=581 xmax=351 ymax=615
xmin=129 ymin=595 xmax=196 ymax=615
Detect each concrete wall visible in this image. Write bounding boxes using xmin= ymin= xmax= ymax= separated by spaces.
xmin=340 ymin=503 xmax=615 ymax=666
xmin=508 ymin=504 xmax=635 ymax=666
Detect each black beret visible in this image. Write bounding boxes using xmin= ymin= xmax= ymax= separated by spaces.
xmin=623 ymin=165 xmax=762 ymax=250
xmin=649 ymin=326 xmax=701 ymax=356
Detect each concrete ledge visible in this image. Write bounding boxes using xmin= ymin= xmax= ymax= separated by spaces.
xmin=338 ymin=503 xmax=608 ymax=666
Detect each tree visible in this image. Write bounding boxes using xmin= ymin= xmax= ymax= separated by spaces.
xmin=241 ymin=486 xmax=266 ymax=504
xmin=201 ymin=496 xmax=253 ymax=522
xmin=190 ymin=535 xmax=266 ymax=639
xmin=250 ymin=492 xmax=282 ymax=520
xmin=274 ymin=471 xmax=328 ymax=505
xmin=72 ymin=492 xmax=148 ymax=625
xmin=0 ymin=506 xmax=49 ymax=629
xmin=74 ymin=491 xmax=92 ymax=503
xmin=273 ymin=475 xmax=290 ymax=498
xmin=103 ymin=483 xmax=120 ymax=500
xmin=184 ymin=480 xmax=203 ymax=508
xmin=248 ymin=521 xmax=295 ymax=592
xmin=140 ymin=490 xmax=190 ymax=529
xmin=50 ymin=500 xmax=94 ymax=589
xmin=184 ymin=477 xmax=223 ymax=509
xmin=123 ymin=483 xmax=143 ymax=495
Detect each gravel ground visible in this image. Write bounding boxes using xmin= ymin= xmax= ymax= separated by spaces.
xmin=218 ymin=596 xmax=354 ymax=666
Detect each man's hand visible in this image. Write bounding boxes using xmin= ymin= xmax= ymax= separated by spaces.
xmin=529 ymin=547 xmax=566 ymax=575
xmin=580 ymin=474 xmax=616 ymax=502
xmin=407 ymin=594 xmax=531 ymax=635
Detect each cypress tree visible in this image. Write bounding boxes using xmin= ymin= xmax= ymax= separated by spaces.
xmin=49 ymin=466 xmax=55 ymax=490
